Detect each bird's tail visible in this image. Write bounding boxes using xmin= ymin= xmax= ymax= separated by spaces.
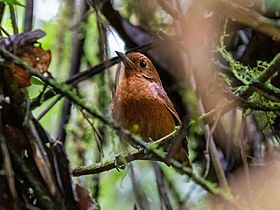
xmin=173 ymin=146 xmax=192 ymax=168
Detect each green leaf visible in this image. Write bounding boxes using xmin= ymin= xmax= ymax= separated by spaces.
xmin=30 ymin=76 xmax=45 ymax=86
xmin=0 ymin=0 xmax=25 ymax=7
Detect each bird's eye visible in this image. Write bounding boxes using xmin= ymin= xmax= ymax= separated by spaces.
xmin=139 ymin=60 xmax=147 ymax=68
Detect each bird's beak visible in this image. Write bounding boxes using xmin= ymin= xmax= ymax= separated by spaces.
xmin=115 ymin=51 xmax=134 ymax=67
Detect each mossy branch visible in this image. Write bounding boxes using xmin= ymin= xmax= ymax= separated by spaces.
xmin=72 ymin=149 xmax=147 ymax=176
xmin=218 ymin=36 xmax=280 ymax=104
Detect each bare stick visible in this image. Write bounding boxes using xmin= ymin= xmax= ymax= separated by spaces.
xmin=152 ymin=162 xmax=173 ymax=210
xmin=9 ymin=4 xmax=18 ymax=34
xmin=24 ymin=0 xmax=33 ymax=32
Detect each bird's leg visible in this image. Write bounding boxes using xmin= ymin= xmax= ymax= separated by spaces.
xmin=148 ymin=137 xmax=154 ymax=142
xmin=141 ymin=137 xmax=156 ymax=160
xmin=135 ymin=144 xmax=142 ymax=151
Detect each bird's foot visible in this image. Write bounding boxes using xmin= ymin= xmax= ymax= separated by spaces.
xmin=148 ymin=137 xmax=153 ymax=142
xmin=114 ymin=155 xmax=126 ymax=172
xmin=135 ymin=144 xmax=142 ymax=151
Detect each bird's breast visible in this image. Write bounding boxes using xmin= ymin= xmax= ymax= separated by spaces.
xmin=113 ymin=77 xmax=176 ymax=140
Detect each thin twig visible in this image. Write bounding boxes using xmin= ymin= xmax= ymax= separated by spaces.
xmin=152 ymin=162 xmax=173 ymax=210
xmin=24 ymin=0 xmax=33 ymax=32
xmin=81 ymin=111 xmax=103 ymax=156
xmin=0 ymin=3 xmax=5 ymax=36
xmin=209 ymin=126 xmax=229 ymax=191
xmin=9 ymin=4 xmax=18 ymax=34
xmin=157 ymin=0 xmax=179 ymax=20
xmin=198 ymin=92 xmax=229 ymax=191
xmin=0 ymin=26 xmax=10 ymax=36
xmin=36 ymin=95 xmax=62 ymax=121
xmin=129 ymin=164 xmax=149 ymax=210
xmin=240 ymin=115 xmax=252 ymax=200
xmin=165 ymin=119 xmax=188 ymax=162
xmin=161 ymin=166 xmax=186 ymax=210
xmin=203 ymin=110 xmax=222 ymax=178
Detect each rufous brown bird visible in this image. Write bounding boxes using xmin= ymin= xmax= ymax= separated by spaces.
xmin=112 ymin=51 xmax=191 ymax=166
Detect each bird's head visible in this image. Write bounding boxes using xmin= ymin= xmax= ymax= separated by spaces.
xmin=115 ymin=51 xmax=161 ymax=83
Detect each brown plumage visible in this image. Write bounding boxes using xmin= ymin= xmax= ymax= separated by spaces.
xmin=112 ymin=51 xmax=191 ymax=166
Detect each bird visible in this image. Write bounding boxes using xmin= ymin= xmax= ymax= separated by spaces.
xmin=112 ymin=51 xmax=191 ymax=166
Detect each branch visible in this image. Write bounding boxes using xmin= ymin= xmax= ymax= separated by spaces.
xmin=203 ymin=0 xmax=280 ymax=39
xmin=24 ymin=0 xmax=33 ymax=32
xmin=250 ymin=82 xmax=280 ymax=103
xmin=8 ymin=4 xmax=18 ymax=34
xmin=72 ymin=129 xmax=183 ymax=176
xmin=227 ymin=92 xmax=280 ymax=112
xmin=208 ymin=115 xmax=229 ymax=191
xmin=241 ymin=53 xmax=280 ymax=99
xmin=0 ymin=3 xmax=5 ymax=29
xmin=157 ymin=0 xmax=179 ymax=20
xmin=152 ymin=162 xmax=173 ymax=210
xmin=73 ymin=149 xmax=153 ymax=176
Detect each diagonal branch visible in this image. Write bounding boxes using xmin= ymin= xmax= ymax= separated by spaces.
xmin=241 ymin=53 xmax=280 ymax=99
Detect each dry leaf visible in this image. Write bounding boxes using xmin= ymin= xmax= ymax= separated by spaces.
xmin=76 ymin=184 xmax=100 ymax=210
xmin=10 ymin=45 xmax=51 ymax=87
xmin=31 ymin=142 xmax=57 ymax=195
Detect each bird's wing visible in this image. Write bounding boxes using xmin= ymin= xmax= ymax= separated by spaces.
xmin=153 ymin=83 xmax=182 ymax=125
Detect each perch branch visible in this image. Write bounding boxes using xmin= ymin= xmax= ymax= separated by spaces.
xmin=72 ymin=149 xmax=148 ymax=176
